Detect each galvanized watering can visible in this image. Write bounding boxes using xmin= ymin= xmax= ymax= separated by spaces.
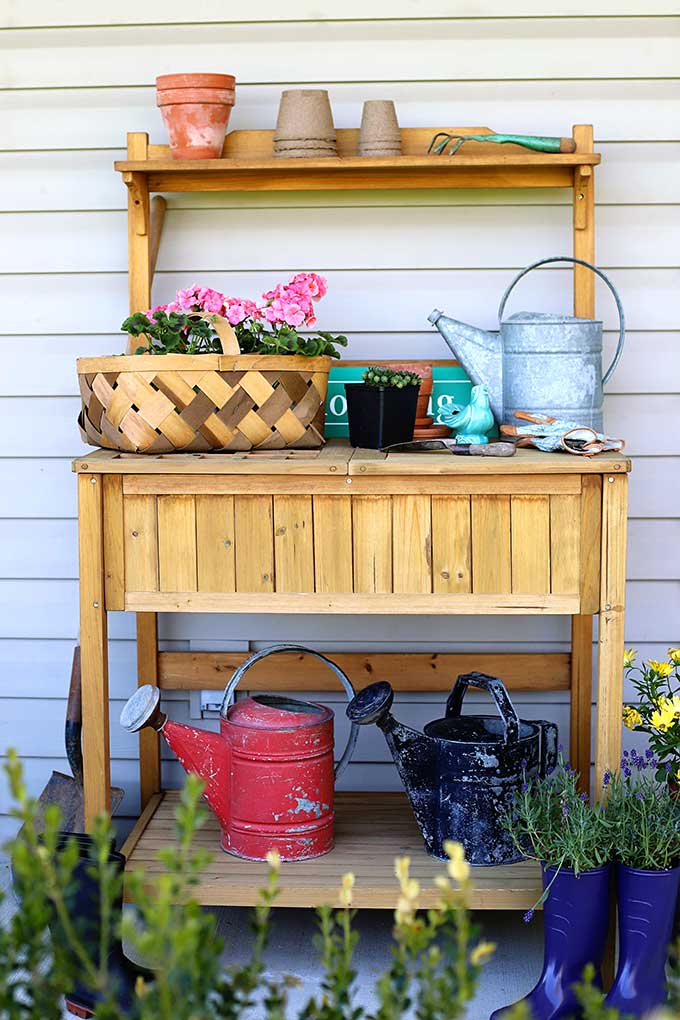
xmin=347 ymin=672 xmax=558 ymax=866
xmin=428 ymin=256 xmax=625 ymax=431
xmin=121 ymin=644 xmax=359 ymax=862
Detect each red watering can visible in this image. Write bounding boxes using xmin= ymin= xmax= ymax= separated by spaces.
xmin=120 ymin=645 xmax=359 ymax=861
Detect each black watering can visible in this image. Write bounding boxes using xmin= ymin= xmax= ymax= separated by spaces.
xmin=347 ymin=672 xmax=558 ymax=866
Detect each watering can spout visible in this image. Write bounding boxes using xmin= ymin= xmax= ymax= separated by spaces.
xmin=347 ymin=682 xmax=441 ymax=857
xmin=120 ymin=685 xmax=229 ymax=825
xmin=428 ymin=309 xmax=504 ymax=424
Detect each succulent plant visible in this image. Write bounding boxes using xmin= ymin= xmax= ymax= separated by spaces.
xmin=362 ymin=367 xmax=422 ymax=388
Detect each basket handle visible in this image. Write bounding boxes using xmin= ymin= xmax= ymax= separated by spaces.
xmin=220 ymin=644 xmax=359 ymax=780
xmin=188 ymin=312 xmax=241 ymax=356
xmin=497 ymin=255 xmax=625 ymax=385
xmin=445 ymin=671 xmax=520 ymax=744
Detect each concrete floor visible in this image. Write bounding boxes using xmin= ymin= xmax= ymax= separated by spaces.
xmin=0 ymin=862 xmax=542 ymax=1018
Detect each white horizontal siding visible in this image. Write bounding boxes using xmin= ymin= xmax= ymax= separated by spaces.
xmin=5 ymin=2 xmax=679 ymax=27
xmin=4 ymin=83 xmax=680 ymax=152
xmin=3 ymin=20 xmax=678 ymax=89
xmin=0 ymin=4 xmax=678 ymax=838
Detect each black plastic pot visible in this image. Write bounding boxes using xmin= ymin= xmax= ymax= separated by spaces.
xmin=345 ymin=383 xmax=419 ymax=449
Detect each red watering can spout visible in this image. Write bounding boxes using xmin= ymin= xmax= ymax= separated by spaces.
xmin=120 ymin=686 xmax=230 ymax=828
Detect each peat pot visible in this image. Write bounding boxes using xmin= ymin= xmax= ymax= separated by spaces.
xmin=347 ymin=672 xmax=558 ymax=865
xmin=121 ymin=645 xmax=360 ymax=861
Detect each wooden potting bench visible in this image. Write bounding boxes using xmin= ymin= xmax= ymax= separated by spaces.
xmin=73 ymin=124 xmax=631 ymax=909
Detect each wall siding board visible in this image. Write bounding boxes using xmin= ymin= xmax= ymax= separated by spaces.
xmin=4 ymin=206 xmax=679 ymax=274
xmin=1 ymin=271 xmax=678 ymax=335
xmin=0 ymin=9 xmax=676 ymax=825
xmin=5 ymin=2 xmax=678 ymax=29
xmin=4 ymin=83 xmax=680 ymax=153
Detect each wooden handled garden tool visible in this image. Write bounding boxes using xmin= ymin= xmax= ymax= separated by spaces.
xmin=381 ymin=439 xmax=516 ymax=456
xmin=30 ymin=647 xmax=124 ymax=833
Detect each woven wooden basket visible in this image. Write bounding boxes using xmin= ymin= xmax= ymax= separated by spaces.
xmin=77 ymin=353 xmax=332 ymax=453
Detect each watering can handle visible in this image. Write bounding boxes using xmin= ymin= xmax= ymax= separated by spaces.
xmin=445 ymin=672 xmax=521 ymax=744
xmin=220 ymin=643 xmax=359 ymax=780
xmin=497 ymin=255 xmax=625 ymax=385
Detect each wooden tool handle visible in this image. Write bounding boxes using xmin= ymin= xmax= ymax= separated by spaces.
xmin=66 ymin=645 xmax=82 ymax=724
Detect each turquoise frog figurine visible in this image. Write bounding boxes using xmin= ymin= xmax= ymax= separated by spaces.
xmin=440 ymin=384 xmax=495 ymax=445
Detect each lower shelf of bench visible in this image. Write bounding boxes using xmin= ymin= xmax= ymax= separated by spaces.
xmin=123 ymin=790 xmax=541 ymax=909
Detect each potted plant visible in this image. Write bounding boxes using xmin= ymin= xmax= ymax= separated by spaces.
xmin=345 ymin=366 xmax=421 ymax=449
xmin=622 ymin=647 xmax=680 ymax=782
xmin=492 ymin=756 xmax=613 ymax=1020
xmin=603 ymin=753 xmax=680 ymax=1017
xmin=78 ymin=274 xmax=347 ymax=453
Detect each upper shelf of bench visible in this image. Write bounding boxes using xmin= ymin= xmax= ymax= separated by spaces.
xmin=114 ymin=127 xmax=600 ymax=193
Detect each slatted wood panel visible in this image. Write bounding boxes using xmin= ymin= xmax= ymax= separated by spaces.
xmin=123 ymin=791 xmax=542 ymax=909
xmin=119 ymin=488 xmax=585 ymax=600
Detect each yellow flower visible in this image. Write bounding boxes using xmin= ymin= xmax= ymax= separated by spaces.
xmin=648 ymin=660 xmax=674 ymax=678
xmin=339 ymin=871 xmax=355 ymax=908
xmin=394 ymin=856 xmax=410 ymax=886
xmin=622 ymin=706 xmax=643 ymax=730
xmin=395 ymin=896 xmax=414 ymax=926
xmin=623 ymin=648 xmax=638 ymax=669
xmin=444 ymin=840 xmax=470 ymax=884
xmin=470 ymin=941 xmax=496 ymax=966
xmin=650 ymin=698 xmax=675 ymax=732
xmin=668 ymin=648 xmax=680 ymax=666
xmin=265 ymin=849 xmax=281 ymax=870
xmin=434 ymin=875 xmax=451 ymax=893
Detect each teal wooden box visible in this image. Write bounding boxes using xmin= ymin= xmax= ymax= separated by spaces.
xmin=324 ymin=364 xmax=473 ymax=439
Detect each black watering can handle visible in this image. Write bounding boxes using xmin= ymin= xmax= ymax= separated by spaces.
xmin=497 ymin=255 xmax=626 ymax=385
xmin=445 ymin=672 xmax=521 ymax=744
xmin=220 ymin=644 xmax=359 ymax=780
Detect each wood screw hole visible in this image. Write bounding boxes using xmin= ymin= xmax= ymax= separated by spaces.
xmin=346 ymin=478 xmax=353 ymax=484
xmin=93 ymin=601 xmax=99 ymax=609
xmin=608 ymin=477 xmax=614 ymax=482
xmin=577 ymin=193 xmax=584 ymax=200
xmin=131 ymin=530 xmax=139 ymax=537
xmin=604 ymin=603 xmax=611 ymax=611
xmin=90 ymin=478 xmax=97 ymax=485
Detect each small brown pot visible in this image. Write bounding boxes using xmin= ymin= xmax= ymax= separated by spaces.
xmin=156 ymin=73 xmax=236 ymax=159
xmin=359 ymin=100 xmax=402 ymax=156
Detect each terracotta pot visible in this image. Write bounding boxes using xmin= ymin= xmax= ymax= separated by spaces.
xmin=156 ymin=73 xmax=236 ymax=159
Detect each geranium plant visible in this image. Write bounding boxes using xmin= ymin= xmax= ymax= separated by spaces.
xmin=622 ymin=648 xmax=680 ymax=781
xmin=121 ymin=274 xmax=348 ymax=358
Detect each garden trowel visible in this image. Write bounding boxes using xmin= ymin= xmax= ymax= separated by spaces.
xmin=381 ymin=439 xmax=516 ymax=456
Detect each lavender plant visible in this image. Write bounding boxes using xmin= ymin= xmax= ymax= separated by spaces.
xmin=605 ymin=749 xmax=680 ymax=871
xmin=505 ymin=753 xmax=613 ymax=877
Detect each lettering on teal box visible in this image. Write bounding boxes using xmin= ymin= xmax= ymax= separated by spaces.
xmin=324 ymin=365 xmax=473 ymax=438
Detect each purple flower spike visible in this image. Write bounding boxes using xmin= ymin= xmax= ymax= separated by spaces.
xmin=562 ymin=802 xmax=569 ymax=817
xmin=523 ymin=909 xmax=534 ymax=924
xmin=580 ymin=792 xmax=588 ymax=801
xmin=521 ymin=782 xmax=529 ymax=793
xmin=603 ymin=770 xmax=611 ymax=787
xmin=666 ymin=763 xmax=673 ymax=773
xmin=646 ymin=748 xmax=654 ymax=759
xmin=635 ymin=791 xmax=644 ymax=800
xmin=623 ymin=766 xmax=632 ymax=778
xmin=521 ymin=758 xmax=528 ymax=769
xmin=623 ymin=750 xmax=629 ymax=757
xmin=558 ymin=743 xmax=564 ymax=753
